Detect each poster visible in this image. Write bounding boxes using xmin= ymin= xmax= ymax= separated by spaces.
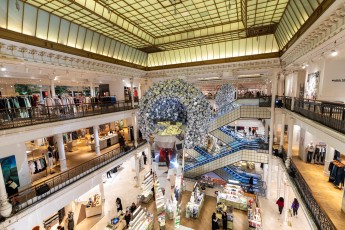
xmin=0 ymin=155 xmax=20 ymax=187
xmin=305 ymin=71 xmax=320 ymax=100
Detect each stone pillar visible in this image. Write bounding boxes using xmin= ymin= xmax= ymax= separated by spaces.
xmin=99 ymin=182 xmax=105 ymax=201
xmin=284 ymin=182 xmax=290 ymax=225
xmin=93 ymin=125 xmax=101 ymax=156
xmin=90 ymin=82 xmax=95 ymax=97
xmin=0 ymin=163 xmax=12 ymax=217
xmin=39 ymin=85 xmax=44 ymax=104
xmin=262 ymin=164 xmax=268 ymax=183
xmin=277 ymin=165 xmax=281 ymax=199
xmin=132 ymin=112 xmax=138 ymax=147
xmin=264 ymin=120 xmax=268 ymax=143
xmin=324 ymin=145 xmax=334 ymax=176
xmin=280 ymin=113 xmax=285 ymax=148
xmin=50 ymin=78 xmax=56 ymax=97
xmin=135 ymin=154 xmax=140 ymax=187
xmin=54 ymin=133 xmax=67 ymax=171
xmin=286 ymin=117 xmax=294 ymax=167
xmin=130 ymin=78 xmax=135 ymax=108
xmin=267 ymin=75 xmax=278 ymax=199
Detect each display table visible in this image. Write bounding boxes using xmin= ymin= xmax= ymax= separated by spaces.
xmin=248 ymin=203 xmax=262 ymax=229
xmin=154 ymin=179 xmax=165 ymax=214
xmin=106 ymin=213 xmax=126 ymax=230
xmin=91 ymin=134 xmax=118 ymax=151
xmin=85 ymin=194 xmax=103 ymax=218
xmin=186 ymin=183 xmax=204 ymax=218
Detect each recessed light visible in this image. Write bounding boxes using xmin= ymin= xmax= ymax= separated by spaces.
xmin=331 ymin=49 xmax=338 ymax=56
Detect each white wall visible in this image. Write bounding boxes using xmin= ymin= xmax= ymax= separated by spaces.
xmin=1 ymin=143 xmax=31 ymax=189
xmin=284 ymin=70 xmax=306 ymax=98
xmin=318 ymin=54 xmax=345 ymax=102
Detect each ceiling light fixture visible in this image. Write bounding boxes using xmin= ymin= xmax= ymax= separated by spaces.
xmin=0 ymin=65 xmax=6 ymax=71
xmin=331 ymin=41 xmax=338 ymax=56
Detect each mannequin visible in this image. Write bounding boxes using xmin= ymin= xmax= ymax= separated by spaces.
xmin=47 ymin=146 xmax=54 ymax=173
xmin=306 ymin=141 xmax=315 ymax=163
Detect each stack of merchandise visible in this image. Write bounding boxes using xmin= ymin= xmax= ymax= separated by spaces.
xmin=248 ymin=205 xmax=262 ymax=229
xmin=138 ymin=172 xmax=153 ymax=204
xmin=129 ymin=206 xmax=154 ymax=230
xmin=154 ymin=178 xmax=165 ymax=214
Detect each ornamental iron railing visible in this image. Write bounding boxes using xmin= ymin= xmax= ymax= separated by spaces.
xmin=293 ymin=98 xmax=345 ymax=134
xmin=0 ymin=100 xmax=137 ymax=130
xmin=289 ymin=161 xmax=336 ymax=230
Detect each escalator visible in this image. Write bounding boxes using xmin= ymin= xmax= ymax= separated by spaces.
xmin=184 ymin=141 xmax=269 ymax=178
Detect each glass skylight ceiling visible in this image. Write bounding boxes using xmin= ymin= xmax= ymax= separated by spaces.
xmin=0 ymin=0 xmax=327 ymax=67
xmin=22 ymin=0 xmax=296 ymax=50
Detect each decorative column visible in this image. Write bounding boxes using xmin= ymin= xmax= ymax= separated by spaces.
xmin=277 ymin=165 xmax=281 ymax=199
xmin=99 ymin=182 xmax=105 ymax=201
xmin=280 ymin=113 xmax=285 ymax=148
xmin=93 ymin=125 xmax=101 ymax=156
xmin=90 ymin=82 xmax=95 ymax=97
xmin=130 ymin=78 xmax=135 ymax=108
xmin=54 ymin=133 xmax=67 ymax=171
xmin=49 ymin=77 xmax=56 ymax=97
xmin=267 ymin=75 xmax=278 ymax=199
xmin=283 ymin=182 xmax=290 ymax=225
xmin=0 ymin=163 xmax=12 ymax=217
xmin=324 ymin=145 xmax=334 ymax=175
xmin=132 ymin=112 xmax=138 ymax=147
xmin=286 ymin=117 xmax=294 ymax=167
xmin=264 ymin=120 xmax=268 ymax=143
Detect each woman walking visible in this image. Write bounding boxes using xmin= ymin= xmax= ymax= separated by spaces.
xmin=291 ymin=198 xmax=300 ymax=216
xmin=276 ymin=197 xmax=284 ymax=214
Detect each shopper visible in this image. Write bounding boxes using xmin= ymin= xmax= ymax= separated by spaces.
xmin=6 ymin=178 xmax=18 ymax=197
xmin=106 ymin=170 xmax=112 ymax=178
xmin=276 ymin=197 xmax=284 ymax=214
xmin=249 ymin=177 xmax=254 ymax=185
xmin=67 ymin=212 xmax=74 ymax=230
xmin=142 ymin=152 xmax=147 ymax=165
xmin=222 ymin=211 xmax=227 ymax=230
xmin=130 ymin=202 xmax=137 ymax=214
xmin=291 ymin=198 xmax=300 ymax=216
xmin=124 ymin=210 xmax=131 ymax=228
xmin=116 ymin=198 xmax=123 ymax=213
xmin=212 ymin=212 xmax=220 ymax=230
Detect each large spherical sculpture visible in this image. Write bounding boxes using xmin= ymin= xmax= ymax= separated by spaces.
xmin=215 ymin=83 xmax=236 ymax=108
xmin=138 ymin=79 xmax=211 ymax=149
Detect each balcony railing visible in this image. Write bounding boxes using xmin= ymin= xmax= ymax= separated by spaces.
xmin=289 ymin=161 xmax=336 ymax=230
xmin=9 ymin=141 xmax=147 ymax=215
xmin=293 ymin=98 xmax=345 ymax=134
xmin=0 ymin=100 xmax=137 ymax=131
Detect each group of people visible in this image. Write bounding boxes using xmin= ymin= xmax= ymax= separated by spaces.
xmin=276 ymin=197 xmax=300 ymax=216
xmin=211 ymin=211 xmax=228 ymax=230
xmin=116 ymin=197 xmax=138 ymax=228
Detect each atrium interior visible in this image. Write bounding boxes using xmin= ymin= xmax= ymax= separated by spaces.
xmin=0 ymin=0 xmax=345 ymax=230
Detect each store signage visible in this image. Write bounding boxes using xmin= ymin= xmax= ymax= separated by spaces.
xmin=331 ymin=79 xmax=345 ymax=82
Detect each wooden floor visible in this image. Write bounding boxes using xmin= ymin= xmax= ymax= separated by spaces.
xmin=142 ymin=190 xmax=248 ymax=230
xmin=291 ymin=156 xmax=345 ymax=229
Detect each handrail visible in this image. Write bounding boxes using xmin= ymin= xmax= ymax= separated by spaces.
xmin=0 ymin=100 xmax=138 ymax=131
xmin=8 ymin=141 xmax=147 ymax=215
xmin=280 ymin=96 xmax=345 ymax=135
xmin=185 ymin=144 xmax=269 ymax=171
xmin=289 ymin=160 xmax=336 ymax=230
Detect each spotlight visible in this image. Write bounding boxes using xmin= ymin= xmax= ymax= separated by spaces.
xmin=331 ymin=49 xmax=338 ymax=56
xmin=0 ymin=66 xmax=6 ymax=71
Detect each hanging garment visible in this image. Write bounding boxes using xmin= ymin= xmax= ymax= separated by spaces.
xmin=36 ymin=159 xmax=42 ymax=171
xmin=29 ymin=161 xmax=36 ymax=174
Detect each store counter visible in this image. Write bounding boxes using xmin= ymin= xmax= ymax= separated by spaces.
xmin=85 ymin=194 xmax=103 ymax=218
xmin=91 ymin=134 xmax=118 ymax=151
xmin=106 ymin=212 xmax=126 ymax=230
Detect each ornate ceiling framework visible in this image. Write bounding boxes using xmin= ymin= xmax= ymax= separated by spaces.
xmin=0 ymin=0 xmax=335 ymax=70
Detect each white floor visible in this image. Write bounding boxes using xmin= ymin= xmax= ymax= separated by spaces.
xmin=260 ymin=157 xmax=312 ymax=230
